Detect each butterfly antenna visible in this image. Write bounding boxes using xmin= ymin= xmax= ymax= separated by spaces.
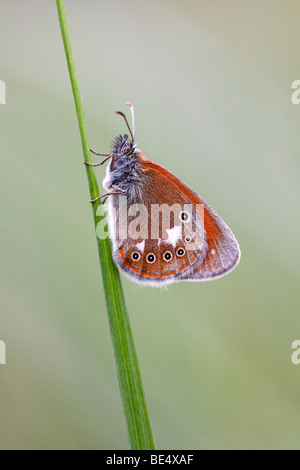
xmin=115 ymin=110 xmax=134 ymax=142
xmin=126 ymin=102 xmax=135 ymax=141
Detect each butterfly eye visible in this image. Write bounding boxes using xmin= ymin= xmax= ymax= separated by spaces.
xmin=179 ymin=211 xmax=190 ymax=223
xmin=122 ymin=144 xmax=131 ymax=154
xmin=163 ymin=251 xmax=173 ymax=262
xmin=131 ymin=251 xmax=141 ymax=261
xmin=176 ymin=248 xmax=185 ymax=257
xmin=146 ymin=253 xmax=156 ymax=264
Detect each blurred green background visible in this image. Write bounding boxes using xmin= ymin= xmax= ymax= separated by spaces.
xmin=1 ymin=0 xmax=300 ymax=450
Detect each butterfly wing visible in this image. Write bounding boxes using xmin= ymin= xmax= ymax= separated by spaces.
xmin=108 ymin=157 xmax=240 ymax=286
xmin=179 ymin=197 xmax=240 ymax=281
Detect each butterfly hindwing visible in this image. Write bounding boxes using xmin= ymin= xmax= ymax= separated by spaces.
xmin=180 ymin=201 xmax=240 ymax=281
xmin=108 ymin=158 xmax=239 ymax=285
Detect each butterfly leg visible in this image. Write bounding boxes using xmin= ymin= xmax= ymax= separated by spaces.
xmin=89 ymin=187 xmax=125 ymax=203
xmin=84 ymin=152 xmax=113 ymax=167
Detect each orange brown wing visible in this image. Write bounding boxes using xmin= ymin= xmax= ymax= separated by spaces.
xmin=109 ymin=157 xmax=240 ymax=285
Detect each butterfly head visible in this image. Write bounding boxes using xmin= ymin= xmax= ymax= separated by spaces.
xmin=111 ymin=134 xmax=137 ymax=160
xmin=112 ymin=102 xmax=139 ymax=162
xmin=102 ymin=103 xmax=147 ymax=200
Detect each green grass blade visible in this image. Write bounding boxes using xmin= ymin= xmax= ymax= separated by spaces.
xmin=56 ymin=0 xmax=155 ymax=450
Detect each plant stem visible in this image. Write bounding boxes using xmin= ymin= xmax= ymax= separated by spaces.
xmin=56 ymin=0 xmax=155 ymax=450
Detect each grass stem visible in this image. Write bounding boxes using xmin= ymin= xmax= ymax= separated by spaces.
xmin=56 ymin=0 xmax=155 ymax=449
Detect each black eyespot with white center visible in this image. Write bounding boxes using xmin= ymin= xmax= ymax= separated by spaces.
xmin=185 ymin=236 xmax=191 ymax=243
xmin=131 ymin=251 xmax=141 ymax=261
xmin=163 ymin=251 xmax=173 ymax=262
xmin=179 ymin=211 xmax=190 ymax=223
xmin=146 ymin=253 xmax=156 ymax=264
xmin=176 ymin=248 xmax=185 ymax=257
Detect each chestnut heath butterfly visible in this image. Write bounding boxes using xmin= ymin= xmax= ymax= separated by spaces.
xmin=85 ymin=102 xmax=240 ymax=287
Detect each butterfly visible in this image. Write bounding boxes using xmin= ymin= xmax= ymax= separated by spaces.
xmin=85 ymin=102 xmax=240 ymax=287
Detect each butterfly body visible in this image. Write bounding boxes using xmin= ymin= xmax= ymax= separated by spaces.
xmin=89 ymin=104 xmax=240 ymax=287
xmin=103 ymin=134 xmax=147 ymax=203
